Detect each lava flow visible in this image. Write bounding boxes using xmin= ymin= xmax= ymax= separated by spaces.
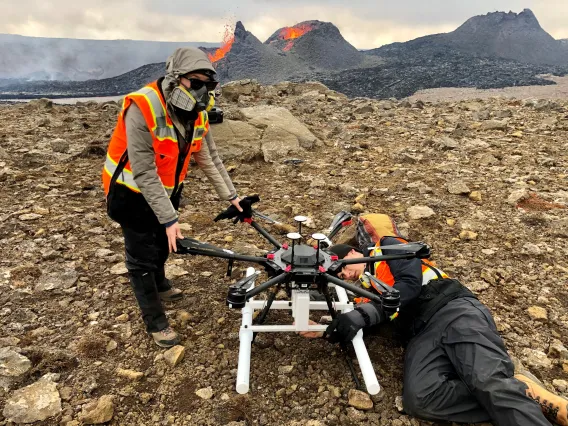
xmin=278 ymin=23 xmax=314 ymax=51
xmin=208 ymin=26 xmax=235 ymax=63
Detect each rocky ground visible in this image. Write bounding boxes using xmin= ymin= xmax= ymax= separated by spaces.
xmin=408 ymin=75 xmax=568 ymax=103
xmin=0 ymin=80 xmax=567 ymax=425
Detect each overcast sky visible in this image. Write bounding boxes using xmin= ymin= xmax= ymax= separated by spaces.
xmin=1 ymin=0 xmax=566 ymax=48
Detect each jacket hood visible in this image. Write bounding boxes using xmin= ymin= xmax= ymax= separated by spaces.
xmin=162 ymin=47 xmax=217 ymax=100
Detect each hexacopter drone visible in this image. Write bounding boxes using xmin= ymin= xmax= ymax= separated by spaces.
xmin=176 ymin=208 xmax=430 ymax=395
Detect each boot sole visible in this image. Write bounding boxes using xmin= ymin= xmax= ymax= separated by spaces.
xmin=154 ymin=341 xmax=178 ymax=348
xmin=153 ymin=338 xmax=181 ymax=348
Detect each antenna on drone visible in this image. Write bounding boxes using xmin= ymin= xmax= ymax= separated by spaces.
xmin=294 ymin=215 xmax=307 ymax=235
xmin=311 ymin=233 xmax=326 ymax=267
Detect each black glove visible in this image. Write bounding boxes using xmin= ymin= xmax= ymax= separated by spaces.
xmin=214 ymin=195 xmax=260 ymax=223
xmin=325 ymin=303 xmax=386 ymax=344
xmin=325 ymin=309 xmax=366 ymax=344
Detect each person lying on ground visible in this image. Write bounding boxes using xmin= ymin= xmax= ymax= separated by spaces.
xmin=301 ymin=213 xmax=567 ymax=426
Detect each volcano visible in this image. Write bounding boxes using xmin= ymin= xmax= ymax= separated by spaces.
xmin=265 ymin=22 xmax=316 ymax=52
xmin=266 ymin=20 xmax=364 ymax=70
xmin=212 ymin=21 xmax=305 ymax=84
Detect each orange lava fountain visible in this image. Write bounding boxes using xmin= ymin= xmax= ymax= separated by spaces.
xmin=278 ymin=23 xmax=314 ymax=52
xmin=208 ymin=26 xmax=235 ymax=63
xmin=279 ymin=23 xmax=314 ymax=40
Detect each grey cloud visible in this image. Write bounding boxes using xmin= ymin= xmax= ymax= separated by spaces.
xmin=0 ymin=0 xmax=566 ymax=48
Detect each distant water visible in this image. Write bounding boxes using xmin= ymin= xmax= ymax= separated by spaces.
xmin=0 ymin=95 xmax=122 ymax=104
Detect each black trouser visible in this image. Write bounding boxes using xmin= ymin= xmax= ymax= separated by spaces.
xmin=402 ymin=297 xmax=550 ymax=426
xmin=121 ymin=224 xmax=172 ymax=333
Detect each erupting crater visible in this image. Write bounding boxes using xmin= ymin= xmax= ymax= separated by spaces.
xmin=208 ymin=26 xmax=235 ymax=63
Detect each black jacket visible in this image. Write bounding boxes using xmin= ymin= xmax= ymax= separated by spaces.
xmin=363 ymin=237 xmax=476 ymax=337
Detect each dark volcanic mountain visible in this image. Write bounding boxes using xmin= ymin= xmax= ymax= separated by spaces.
xmin=212 ymin=21 xmax=303 ymax=84
xmin=1 ymin=10 xmax=568 ymax=100
xmin=265 ymin=20 xmax=364 ymax=70
xmin=0 ymin=34 xmax=218 ymax=81
xmin=368 ymin=9 xmax=568 ymax=66
xmin=213 ymin=20 xmax=367 ymax=84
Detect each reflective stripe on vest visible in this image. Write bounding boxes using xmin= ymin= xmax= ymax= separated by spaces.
xmin=102 ymin=80 xmax=209 ymax=197
xmin=128 ymin=85 xmax=208 ymax=145
xmin=421 ymin=263 xmax=448 ymax=283
xmin=103 ymin=154 xmax=175 ymax=195
xmin=129 ymin=86 xmax=177 ymax=141
xmin=367 ymin=247 xmax=449 ymax=291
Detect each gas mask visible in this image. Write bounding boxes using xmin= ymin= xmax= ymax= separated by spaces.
xmin=170 ymin=84 xmax=215 ymax=113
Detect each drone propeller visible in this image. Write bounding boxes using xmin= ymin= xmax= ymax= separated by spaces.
xmin=369 ymin=242 xmax=431 ymax=259
xmin=252 ymin=209 xmax=282 ymax=225
xmin=326 ymin=211 xmax=353 ymax=240
xmin=177 ymin=238 xmax=231 ymax=255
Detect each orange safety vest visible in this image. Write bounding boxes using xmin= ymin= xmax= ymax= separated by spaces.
xmin=102 ymin=80 xmax=209 ymax=197
xmin=357 ymin=238 xmax=449 ymax=299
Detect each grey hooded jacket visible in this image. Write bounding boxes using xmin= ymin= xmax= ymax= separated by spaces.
xmin=123 ymin=47 xmax=237 ymax=225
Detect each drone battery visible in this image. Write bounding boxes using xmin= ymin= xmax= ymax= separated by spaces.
xmin=227 ymin=286 xmax=247 ymax=309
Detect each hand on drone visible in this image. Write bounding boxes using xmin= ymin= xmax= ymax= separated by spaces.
xmin=325 ymin=310 xmax=365 ymax=344
xmin=214 ymin=195 xmax=260 ymax=224
xmin=297 ymin=320 xmax=325 ymax=339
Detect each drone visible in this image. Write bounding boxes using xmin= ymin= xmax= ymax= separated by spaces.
xmin=176 ymin=209 xmax=431 ymax=395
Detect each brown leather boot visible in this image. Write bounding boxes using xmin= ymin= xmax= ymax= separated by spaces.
xmin=515 ymin=371 xmax=568 ymax=426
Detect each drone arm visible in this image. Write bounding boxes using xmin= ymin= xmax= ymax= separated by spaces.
xmin=176 ymin=238 xmax=268 ymax=264
xmin=245 ymin=272 xmax=289 ymax=299
xmin=364 ymin=272 xmax=400 ymax=296
xmin=324 ymin=273 xmax=382 ymax=304
xmin=246 ymin=219 xmax=282 ymax=249
xmin=337 ymin=252 xmax=419 ymax=266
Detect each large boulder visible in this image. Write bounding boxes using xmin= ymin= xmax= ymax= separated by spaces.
xmin=210 ymin=120 xmax=262 ymax=161
xmin=221 ymin=79 xmax=261 ymax=102
xmin=261 ymin=126 xmax=300 ymax=162
xmin=240 ymin=106 xmax=321 ymax=150
xmin=0 ymin=348 xmax=32 ymax=390
xmin=0 ymin=348 xmax=31 ymax=378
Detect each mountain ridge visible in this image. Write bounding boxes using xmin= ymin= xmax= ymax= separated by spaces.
xmin=0 ymin=34 xmax=218 ymax=81
xmin=368 ymin=9 xmax=568 ymax=66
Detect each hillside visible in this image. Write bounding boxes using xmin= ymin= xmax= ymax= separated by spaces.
xmin=368 ymin=9 xmax=568 ymax=66
xmin=0 ymin=34 xmax=218 ymax=81
xmin=265 ymin=20 xmax=364 ymax=70
xmin=212 ymin=21 xmax=304 ymax=85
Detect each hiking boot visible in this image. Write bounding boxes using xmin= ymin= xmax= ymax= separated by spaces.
xmin=151 ymin=327 xmax=180 ymax=348
xmin=159 ymin=287 xmax=183 ymax=302
xmin=514 ymin=369 xmax=568 ymax=426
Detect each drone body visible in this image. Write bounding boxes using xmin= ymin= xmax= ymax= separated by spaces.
xmin=177 ymin=208 xmax=430 ymax=395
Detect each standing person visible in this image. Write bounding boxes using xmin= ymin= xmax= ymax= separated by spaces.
xmin=302 ymin=214 xmax=567 ymax=426
xmin=103 ymin=47 xmax=242 ymax=348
